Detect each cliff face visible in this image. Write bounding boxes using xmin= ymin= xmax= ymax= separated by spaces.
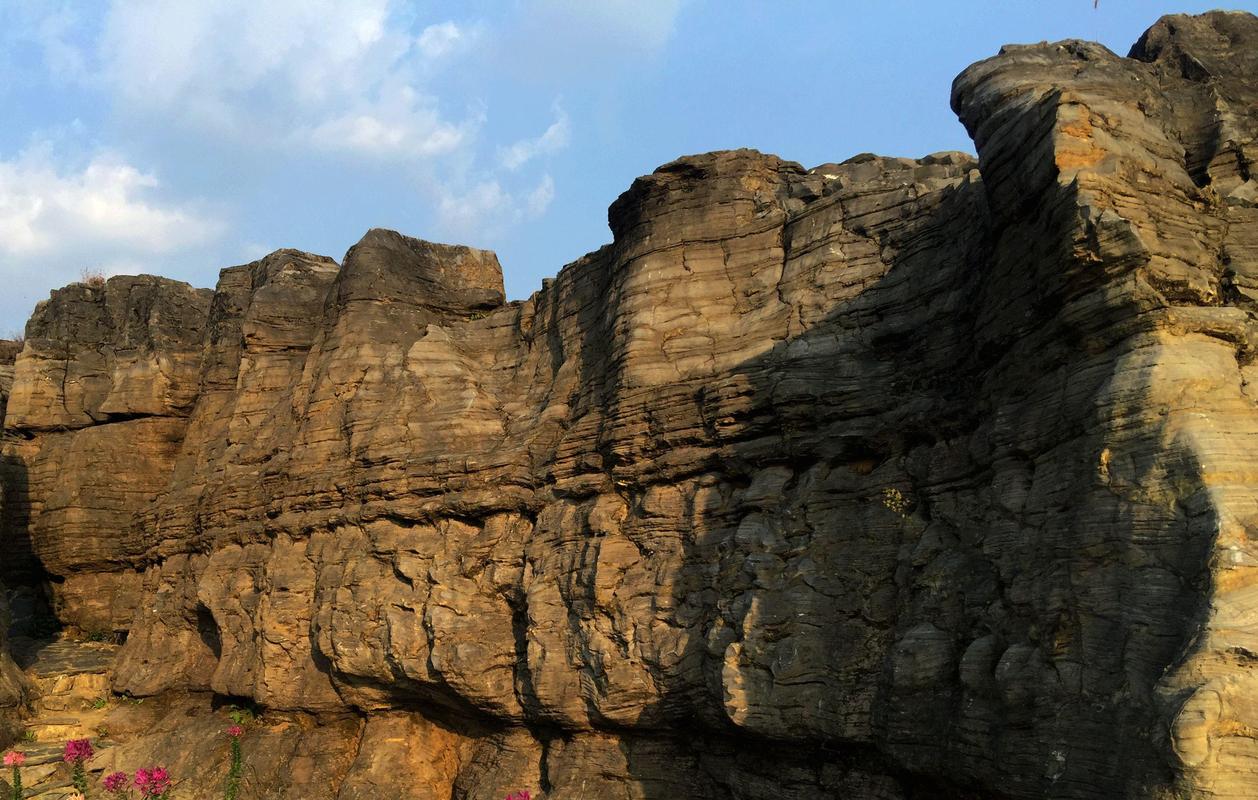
xmin=0 ymin=339 xmax=26 ymax=747
xmin=1 ymin=11 xmax=1257 ymax=799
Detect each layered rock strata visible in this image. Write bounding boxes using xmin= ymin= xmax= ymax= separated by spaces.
xmin=0 ymin=340 xmax=18 ymax=424
xmin=1 ymin=11 xmax=1257 ymax=799
xmin=1 ymin=277 xmax=213 ymax=630
xmin=0 ymin=339 xmax=27 ymax=746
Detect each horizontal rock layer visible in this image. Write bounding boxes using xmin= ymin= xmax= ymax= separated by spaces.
xmin=0 ymin=340 xmax=28 ymax=749
xmin=2 ymin=11 xmax=1257 ymax=799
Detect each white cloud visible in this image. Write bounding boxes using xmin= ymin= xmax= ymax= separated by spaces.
xmin=301 ymin=85 xmax=478 ymax=159
xmin=437 ymin=173 xmax=556 ymax=241
xmin=3 ymin=0 xmax=579 ymax=284
xmin=0 ymin=140 xmax=225 ymax=328
xmin=0 ymin=142 xmax=223 ymax=258
xmin=525 ymin=174 xmax=555 ymax=218
xmin=499 ymin=105 xmax=571 ymax=171
xmin=92 ymin=1 xmax=479 ymax=160
xmin=417 ymin=21 xmax=466 ymax=60
xmin=438 ymin=180 xmax=513 ymax=234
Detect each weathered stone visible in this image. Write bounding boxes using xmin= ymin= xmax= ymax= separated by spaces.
xmin=0 ymin=339 xmax=19 ymax=426
xmin=0 ymin=584 xmax=27 ymax=749
xmin=0 ymin=276 xmax=213 ymax=631
xmin=0 ymin=10 xmax=1256 ymax=799
xmin=0 ymin=341 xmax=29 ymax=748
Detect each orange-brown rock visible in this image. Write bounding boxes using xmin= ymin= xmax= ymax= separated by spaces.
xmin=1 ymin=276 xmax=212 ymax=632
xmin=0 ymin=340 xmax=18 ymax=424
xmin=2 ymin=11 xmax=1257 ymax=799
xmin=0 ymin=340 xmax=29 ymax=748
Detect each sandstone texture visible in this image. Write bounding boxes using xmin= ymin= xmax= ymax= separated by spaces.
xmin=0 ymin=339 xmax=28 ymax=747
xmin=2 ymin=11 xmax=1258 ymax=799
xmin=0 ymin=340 xmax=18 ymax=424
xmin=0 ymin=586 xmax=24 ymax=749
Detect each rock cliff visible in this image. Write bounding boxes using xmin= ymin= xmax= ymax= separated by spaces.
xmin=2 ymin=11 xmax=1257 ymax=799
xmin=0 ymin=340 xmax=26 ymax=747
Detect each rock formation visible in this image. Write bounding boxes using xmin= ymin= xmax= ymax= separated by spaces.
xmin=0 ymin=340 xmax=18 ymax=423
xmin=0 ymin=340 xmax=26 ymax=749
xmin=1 ymin=11 xmax=1257 ymax=799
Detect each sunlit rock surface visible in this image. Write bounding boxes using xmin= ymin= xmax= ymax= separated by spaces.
xmin=2 ymin=12 xmax=1257 ymax=799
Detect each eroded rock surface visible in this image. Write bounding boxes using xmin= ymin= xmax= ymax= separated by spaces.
xmin=0 ymin=587 xmax=25 ymax=750
xmin=1 ymin=276 xmax=213 ymax=631
xmin=0 ymin=340 xmax=18 ymax=424
xmin=0 ymin=340 xmax=28 ymax=748
xmin=2 ymin=11 xmax=1257 ymax=799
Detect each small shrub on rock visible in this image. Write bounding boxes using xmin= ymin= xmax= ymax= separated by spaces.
xmin=79 ymin=269 xmax=107 ymax=289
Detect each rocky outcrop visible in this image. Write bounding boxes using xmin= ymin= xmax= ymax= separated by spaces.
xmin=1 ymin=276 xmax=213 ymax=631
xmin=1 ymin=11 xmax=1257 ymax=799
xmin=949 ymin=13 xmax=1258 ymax=797
xmin=0 ymin=339 xmax=29 ymax=748
xmin=0 ymin=585 xmax=25 ymax=749
xmin=0 ymin=340 xmax=18 ymax=424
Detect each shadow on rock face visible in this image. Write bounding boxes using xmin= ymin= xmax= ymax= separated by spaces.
xmin=0 ymin=453 xmax=34 ymax=588
xmin=640 ymin=168 xmax=1221 ymax=798
xmin=595 ymin=149 xmax=1032 ymax=798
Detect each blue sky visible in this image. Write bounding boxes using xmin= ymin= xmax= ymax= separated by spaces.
xmin=1 ymin=0 xmax=1255 ymax=332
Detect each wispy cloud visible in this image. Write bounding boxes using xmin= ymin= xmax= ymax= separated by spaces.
xmin=525 ymin=174 xmax=555 ymax=218
xmin=417 ymin=20 xmax=469 ymax=61
xmin=0 ymin=0 xmax=685 ymax=326
xmin=499 ymin=104 xmax=571 ymax=171
xmin=300 ymin=85 xmax=480 ymax=160
xmin=436 ymin=172 xmax=556 ymax=240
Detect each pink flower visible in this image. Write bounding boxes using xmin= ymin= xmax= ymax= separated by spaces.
xmin=505 ymin=792 xmax=531 ymax=800
xmin=149 ymin=766 xmax=171 ymax=795
xmin=103 ymin=771 xmax=130 ymax=793
xmin=134 ymin=765 xmax=171 ymax=798
xmin=3 ymin=750 xmax=24 ymax=767
xmin=63 ymin=738 xmax=94 ymax=764
xmin=226 ymin=724 xmax=244 ymax=737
